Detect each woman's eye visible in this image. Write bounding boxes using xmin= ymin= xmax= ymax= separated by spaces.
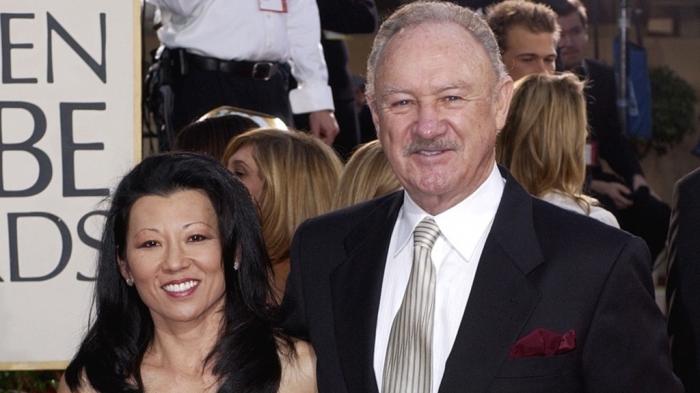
xmin=189 ymin=234 xmax=207 ymax=242
xmin=392 ymin=99 xmax=411 ymax=107
xmin=139 ymin=240 xmax=158 ymax=248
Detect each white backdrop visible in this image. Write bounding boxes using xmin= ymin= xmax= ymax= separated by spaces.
xmin=0 ymin=0 xmax=140 ymax=369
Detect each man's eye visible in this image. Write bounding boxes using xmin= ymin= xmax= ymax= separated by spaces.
xmin=443 ymin=96 xmax=462 ymax=102
xmin=391 ymin=99 xmax=412 ymax=107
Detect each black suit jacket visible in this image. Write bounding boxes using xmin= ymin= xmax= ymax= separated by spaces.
xmin=582 ymin=59 xmax=643 ymax=185
xmin=283 ymin=169 xmax=681 ymax=392
xmin=666 ymin=167 xmax=700 ymax=392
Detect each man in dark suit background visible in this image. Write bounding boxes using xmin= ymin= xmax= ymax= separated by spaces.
xmin=283 ymin=2 xmax=681 ymax=392
xmin=555 ymin=0 xmax=670 ymax=261
xmin=666 ymin=167 xmax=700 ymax=392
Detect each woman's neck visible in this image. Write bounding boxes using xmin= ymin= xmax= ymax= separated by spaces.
xmin=145 ymin=302 xmax=225 ymax=375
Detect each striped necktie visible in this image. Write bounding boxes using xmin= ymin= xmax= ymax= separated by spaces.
xmin=382 ymin=216 xmax=441 ymax=393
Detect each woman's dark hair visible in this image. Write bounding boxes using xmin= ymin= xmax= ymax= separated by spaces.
xmin=65 ymin=152 xmax=282 ymax=393
xmin=173 ymin=115 xmax=258 ymax=161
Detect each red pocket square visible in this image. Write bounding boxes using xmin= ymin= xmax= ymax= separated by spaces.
xmin=509 ymin=328 xmax=576 ymax=359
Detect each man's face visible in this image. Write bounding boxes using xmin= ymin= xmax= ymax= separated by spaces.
xmin=558 ymin=12 xmax=588 ymax=70
xmin=369 ymin=22 xmax=513 ymax=215
xmin=501 ymin=24 xmax=557 ymax=81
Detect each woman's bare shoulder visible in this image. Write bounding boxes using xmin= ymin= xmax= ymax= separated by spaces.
xmin=278 ymin=339 xmax=317 ymax=393
xmin=57 ymin=372 xmax=98 ymax=393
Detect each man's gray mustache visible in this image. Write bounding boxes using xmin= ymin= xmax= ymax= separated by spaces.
xmin=403 ymin=138 xmax=460 ymax=156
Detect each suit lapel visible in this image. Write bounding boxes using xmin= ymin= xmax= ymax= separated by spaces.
xmin=439 ymin=170 xmax=544 ymax=393
xmin=331 ymin=192 xmax=403 ymax=393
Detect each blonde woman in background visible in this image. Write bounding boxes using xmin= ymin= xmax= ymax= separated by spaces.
xmin=223 ymin=129 xmax=343 ymax=301
xmin=334 ymin=140 xmax=401 ymax=209
xmin=497 ymin=72 xmax=619 ymax=227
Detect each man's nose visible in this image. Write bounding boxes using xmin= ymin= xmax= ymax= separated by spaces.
xmin=559 ymin=34 xmax=572 ymax=47
xmin=414 ymin=103 xmax=444 ymax=138
xmin=535 ymin=60 xmax=550 ymax=74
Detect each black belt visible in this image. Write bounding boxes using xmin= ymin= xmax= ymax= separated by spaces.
xmin=184 ymin=52 xmax=281 ymax=81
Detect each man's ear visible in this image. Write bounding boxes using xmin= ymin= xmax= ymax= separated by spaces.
xmin=367 ymin=95 xmax=381 ymax=136
xmin=494 ymin=76 xmax=514 ymax=131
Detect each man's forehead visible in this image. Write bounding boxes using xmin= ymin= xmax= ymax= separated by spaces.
xmin=378 ymin=79 xmax=478 ymax=96
xmin=377 ymin=21 xmax=491 ymax=71
xmin=506 ymin=26 xmax=556 ymax=53
xmin=387 ymin=21 xmax=476 ymax=50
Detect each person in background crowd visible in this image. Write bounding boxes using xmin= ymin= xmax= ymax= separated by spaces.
xmin=282 ymin=3 xmax=681 ymax=392
xmin=58 ymin=153 xmax=316 ymax=393
xmin=146 ymin=0 xmax=338 ymax=146
xmin=554 ymin=0 xmax=670 ymax=261
xmin=294 ymin=0 xmax=378 ymax=159
xmin=665 ymin=166 xmax=700 ymax=393
xmin=351 ymin=74 xmax=378 ymax=144
xmin=498 ymin=72 xmax=619 ymax=227
xmin=222 ymin=129 xmax=342 ymax=302
xmin=172 ymin=114 xmax=258 ymax=161
xmin=486 ymin=0 xmax=559 ymax=82
xmin=334 ymin=140 xmax=400 ymax=209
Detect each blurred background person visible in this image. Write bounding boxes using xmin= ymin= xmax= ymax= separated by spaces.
xmin=665 ymin=166 xmax=700 ymax=392
xmin=486 ymin=0 xmax=560 ymax=82
xmin=172 ymin=113 xmax=258 ymax=161
xmin=334 ymin=140 xmax=400 ymax=209
xmin=554 ymin=0 xmax=669 ymax=261
xmin=222 ymin=129 xmax=342 ymax=301
xmin=351 ymin=74 xmax=378 ymax=144
xmin=146 ymin=0 xmax=338 ymax=148
xmin=59 ymin=153 xmax=316 ymax=393
xmin=498 ymin=72 xmax=619 ymax=227
xmin=295 ymin=0 xmax=378 ymax=159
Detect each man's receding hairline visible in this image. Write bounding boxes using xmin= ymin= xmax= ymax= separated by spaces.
xmin=372 ymin=20 xmax=499 ymax=83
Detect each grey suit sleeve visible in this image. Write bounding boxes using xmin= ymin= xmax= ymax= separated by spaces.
xmin=582 ymin=236 xmax=682 ymax=392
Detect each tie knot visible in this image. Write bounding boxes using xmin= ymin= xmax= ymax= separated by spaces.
xmin=413 ymin=217 xmax=440 ymax=250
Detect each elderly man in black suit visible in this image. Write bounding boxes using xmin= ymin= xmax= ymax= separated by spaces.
xmin=282 ymin=2 xmax=681 ymax=392
xmin=666 ymin=167 xmax=700 ymax=392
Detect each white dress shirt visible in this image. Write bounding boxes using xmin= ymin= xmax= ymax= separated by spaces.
xmin=373 ymin=164 xmax=505 ymax=393
xmin=147 ymin=0 xmax=333 ymax=114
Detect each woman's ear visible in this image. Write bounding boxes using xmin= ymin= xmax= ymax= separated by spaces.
xmin=118 ymin=256 xmax=134 ymax=286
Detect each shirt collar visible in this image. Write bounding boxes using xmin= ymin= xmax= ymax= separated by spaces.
xmin=393 ymin=164 xmax=505 ymax=261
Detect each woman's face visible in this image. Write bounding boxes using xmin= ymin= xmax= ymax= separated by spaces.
xmin=119 ymin=189 xmax=226 ymax=326
xmin=226 ymin=144 xmax=264 ymax=203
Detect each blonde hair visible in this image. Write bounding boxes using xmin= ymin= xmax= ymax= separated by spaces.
xmin=497 ymin=72 xmax=593 ymax=211
xmin=223 ymin=129 xmax=343 ymax=263
xmin=334 ymin=140 xmax=401 ymax=209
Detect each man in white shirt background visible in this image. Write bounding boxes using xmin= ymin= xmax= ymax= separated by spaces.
xmin=146 ymin=0 xmax=338 ymax=147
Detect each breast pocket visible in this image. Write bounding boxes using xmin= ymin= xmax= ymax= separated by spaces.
xmin=488 ymin=352 xmax=581 ymax=393
xmin=497 ymin=351 xmax=578 ymax=378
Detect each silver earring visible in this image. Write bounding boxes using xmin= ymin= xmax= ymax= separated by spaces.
xmin=234 ymin=261 xmax=240 ymax=271
xmin=126 ymin=277 xmax=134 ymax=286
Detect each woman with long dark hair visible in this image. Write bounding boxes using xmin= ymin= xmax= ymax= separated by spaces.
xmin=58 ymin=153 xmax=315 ymax=393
